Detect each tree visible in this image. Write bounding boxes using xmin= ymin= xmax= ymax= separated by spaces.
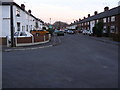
xmin=93 ymin=22 xmax=104 ymax=37
xmin=53 ymin=21 xmax=68 ymax=30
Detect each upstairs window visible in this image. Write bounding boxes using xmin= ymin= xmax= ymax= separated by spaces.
xmin=111 ymin=16 xmax=115 ymax=22
xmin=16 ymin=8 xmax=20 ymax=17
xmin=103 ymin=18 xmax=107 ymax=23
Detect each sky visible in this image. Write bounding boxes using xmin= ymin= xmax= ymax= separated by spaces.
xmin=14 ymin=0 xmax=119 ymax=24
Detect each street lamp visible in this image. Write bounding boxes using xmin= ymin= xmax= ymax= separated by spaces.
xmin=50 ymin=18 xmax=51 ymax=24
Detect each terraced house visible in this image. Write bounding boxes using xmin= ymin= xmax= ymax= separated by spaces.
xmin=71 ymin=6 xmax=120 ymax=41
xmin=0 ymin=0 xmax=47 ymax=45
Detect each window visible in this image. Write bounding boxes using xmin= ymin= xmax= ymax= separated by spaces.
xmin=17 ymin=22 xmax=20 ymax=31
xmin=108 ymin=17 xmax=110 ymax=22
xmin=16 ymin=8 xmax=20 ymax=17
xmin=97 ymin=20 xmax=99 ymax=23
xmin=87 ymin=22 xmax=89 ymax=25
xmin=103 ymin=18 xmax=107 ymax=23
xmin=26 ymin=25 xmax=28 ymax=31
xmin=22 ymin=26 xmax=25 ymax=31
xmin=110 ymin=26 xmax=115 ymax=33
xmin=103 ymin=26 xmax=107 ymax=33
xmin=111 ymin=16 xmax=115 ymax=22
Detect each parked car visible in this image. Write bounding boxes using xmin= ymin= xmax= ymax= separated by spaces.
xmin=64 ymin=29 xmax=69 ymax=33
xmin=54 ymin=29 xmax=59 ymax=34
xmin=14 ymin=31 xmax=33 ymax=37
xmin=57 ymin=31 xmax=64 ymax=36
xmin=82 ymin=30 xmax=88 ymax=35
xmin=8 ymin=31 xmax=33 ymax=43
xmin=87 ymin=30 xmax=93 ymax=36
xmin=67 ymin=30 xmax=74 ymax=34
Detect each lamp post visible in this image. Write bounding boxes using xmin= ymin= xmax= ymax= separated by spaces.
xmin=50 ymin=18 xmax=51 ymax=24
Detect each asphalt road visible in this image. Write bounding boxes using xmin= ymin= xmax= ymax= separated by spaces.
xmin=2 ymin=34 xmax=118 ymax=88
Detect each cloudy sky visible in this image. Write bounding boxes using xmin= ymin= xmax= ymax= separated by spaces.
xmin=14 ymin=0 xmax=119 ymax=24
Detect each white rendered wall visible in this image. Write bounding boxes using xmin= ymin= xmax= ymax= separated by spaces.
xmin=0 ymin=0 xmax=14 ymax=2
xmin=0 ymin=2 xmax=2 ymax=37
xmin=2 ymin=5 xmax=10 ymax=37
xmin=90 ymin=20 xmax=95 ymax=33
xmin=13 ymin=5 xmax=41 ymax=32
xmin=0 ymin=1 xmax=2 ymax=90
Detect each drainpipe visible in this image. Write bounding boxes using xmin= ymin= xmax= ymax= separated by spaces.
xmin=10 ymin=3 xmax=15 ymax=47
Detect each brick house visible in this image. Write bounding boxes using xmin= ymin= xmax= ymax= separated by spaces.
xmin=70 ymin=6 xmax=120 ymax=41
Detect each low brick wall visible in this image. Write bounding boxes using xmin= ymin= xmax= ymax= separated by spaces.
xmin=0 ymin=37 xmax=7 ymax=45
xmin=112 ymin=34 xmax=120 ymax=42
xmin=45 ymin=34 xmax=49 ymax=41
xmin=0 ymin=34 xmax=51 ymax=47
xmin=34 ymin=35 xmax=44 ymax=43
xmin=17 ymin=37 xmax=32 ymax=44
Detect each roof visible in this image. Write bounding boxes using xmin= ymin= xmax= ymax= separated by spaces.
xmin=2 ymin=2 xmax=44 ymax=23
xmin=78 ymin=6 xmax=120 ymax=24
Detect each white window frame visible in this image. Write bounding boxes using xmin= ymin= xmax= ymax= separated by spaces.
xmin=111 ymin=16 xmax=115 ymax=22
xmin=110 ymin=26 xmax=115 ymax=33
xmin=103 ymin=18 xmax=107 ymax=23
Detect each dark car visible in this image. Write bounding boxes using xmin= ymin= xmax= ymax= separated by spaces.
xmin=57 ymin=31 xmax=64 ymax=36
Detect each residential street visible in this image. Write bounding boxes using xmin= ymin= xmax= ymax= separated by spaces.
xmin=2 ymin=34 xmax=118 ymax=88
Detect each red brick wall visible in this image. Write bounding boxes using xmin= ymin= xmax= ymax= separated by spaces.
xmin=17 ymin=37 xmax=32 ymax=44
xmin=45 ymin=34 xmax=49 ymax=41
xmin=0 ymin=37 xmax=7 ymax=45
xmin=34 ymin=35 xmax=44 ymax=43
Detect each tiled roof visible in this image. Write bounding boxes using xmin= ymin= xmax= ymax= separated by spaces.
xmin=78 ymin=6 xmax=120 ymax=24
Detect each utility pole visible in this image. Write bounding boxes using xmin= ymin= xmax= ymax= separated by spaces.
xmin=50 ymin=18 xmax=51 ymax=24
xmin=10 ymin=3 xmax=15 ymax=47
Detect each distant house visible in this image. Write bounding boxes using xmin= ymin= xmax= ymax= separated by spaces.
xmin=0 ymin=0 xmax=44 ymax=37
xmin=79 ymin=6 xmax=120 ymax=36
xmin=69 ymin=6 xmax=120 ymax=39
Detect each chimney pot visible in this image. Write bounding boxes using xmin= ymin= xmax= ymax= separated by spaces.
xmin=21 ymin=4 xmax=25 ymax=10
xmin=104 ymin=6 xmax=109 ymax=11
xmin=94 ymin=11 xmax=98 ymax=15
xmin=88 ymin=14 xmax=90 ymax=17
xmin=28 ymin=10 xmax=32 ymax=14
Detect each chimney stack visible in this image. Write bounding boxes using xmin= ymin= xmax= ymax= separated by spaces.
xmin=84 ymin=17 xmax=86 ymax=19
xmin=94 ymin=11 xmax=98 ymax=15
xmin=104 ymin=6 xmax=109 ymax=11
xmin=28 ymin=10 xmax=32 ymax=14
xmin=21 ymin=4 xmax=25 ymax=10
xmin=88 ymin=14 xmax=90 ymax=17
xmin=79 ymin=18 xmax=81 ymax=21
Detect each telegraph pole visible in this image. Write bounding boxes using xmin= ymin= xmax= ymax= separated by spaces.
xmin=10 ymin=3 xmax=14 ymax=47
xmin=50 ymin=18 xmax=51 ymax=24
